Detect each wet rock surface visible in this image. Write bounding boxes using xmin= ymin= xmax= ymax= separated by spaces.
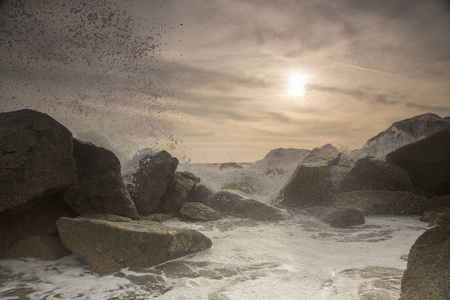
xmin=57 ymin=214 xmax=212 ymax=274
xmin=303 ymin=206 xmax=365 ymax=228
xmin=161 ymin=171 xmax=200 ymax=213
xmin=179 ymin=202 xmax=222 ymax=222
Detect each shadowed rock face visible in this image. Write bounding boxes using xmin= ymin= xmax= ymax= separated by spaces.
xmin=0 ymin=109 xmax=77 ymax=212
xmin=57 ymin=215 xmax=212 ymax=274
xmin=278 ymin=147 xmax=340 ymax=208
xmin=400 ymin=209 xmax=450 ymax=300
xmin=303 ymin=206 xmax=365 ymax=228
xmin=386 ymin=129 xmax=450 ymax=198
xmin=162 ymin=171 xmax=200 ymax=213
xmin=339 ymin=157 xmax=415 ymax=193
xmin=127 ymin=150 xmax=179 ymax=216
xmin=333 ymin=191 xmax=429 ymax=215
xmin=64 ymin=139 xmax=138 ymax=219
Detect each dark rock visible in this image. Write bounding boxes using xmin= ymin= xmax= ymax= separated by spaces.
xmin=427 ymin=195 xmax=450 ymax=213
xmin=303 ymin=206 xmax=365 ymax=228
xmin=64 ymin=139 xmax=138 ymax=219
xmin=219 ymin=162 xmax=243 ymax=171
xmin=400 ymin=209 xmax=450 ymax=299
xmin=127 ymin=150 xmax=179 ymax=216
xmin=188 ymin=184 xmax=213 ymax=203
xmin=0 ymin=109 xmax=77 ymax=212
xmin=419 ymin=211 xmax=440 ymax=226
xmin=334 ymin=191 xmax=429 ymax=215
xmin=339 ymin=157 xmax=415 ymax=193
xmin=0 ymin=192 xmax=76 ymax=258
xmin=204 ymin=191 xmax=284 ymax=221
xmin=161 ymin=171 xmax=200 ymax=213
xmin=57 ymin=214 xmax=212 ymax=274
xmin=386 ymin=129 xmax=450 ymax=198
xmin=4 ymin=235 xmax=71 ymax=260
xmin=140 ymin=213 xmax=176 ymax=223
xmin=278 ymin=146 xmax=340 ymax=208
xmin=179 ymin=202 xmax=222 ymax=222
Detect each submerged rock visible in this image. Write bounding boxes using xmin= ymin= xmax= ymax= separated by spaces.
xmin=179 ymin=202 xmax=222 ymax=222
xmin=219 ymin=162 xmax=243 ymax=170
xmin=204 ymin=191 xmax=284 ymax=221
xmin=64 ymin=139 xmax=138 ymax=219
xmin=57 ymin=214 xmax=212 ymax=274
xmin=386 ymin=128 xmax=450 ymax=198
xmin=162 ymin=171 xmax=200 ymax=213
xmin=278 ymin=146 xmax=340 ymax=208
xmin=339 ymin=157 xmax=415 ymax=193
xmin=127 ymin=150 xmax=179 ymax=216
xmin=334 ymin=191 xmax=428 ymax=215
xmin=303 ymin=206 xmax=365 ymax=228
xmin=400 ymin=209 xmax=450 ymax=299
xmin=0 ymin=109 xmax=77 ymax=212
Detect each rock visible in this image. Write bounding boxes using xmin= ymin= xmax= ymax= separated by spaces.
xmin=386 ymin=129 xmax=450 ymax=198
xmin=221 ymin=174 xmax=259 ymax=195
xmin=303 ymin=206 xmax=365 ymax=228
xmin=251 ymin=148 xmax=310 ymax=177
xmin=161 ymin=171 xmax=200 ymax=213
xmin=278 ymin=146 xmax=340 ymax=208
xmin=0 ymin=109 xmax=77 ymax=212
xmin=57 ymin=214 xmax=212 ymax=274
xmin=219 ymin=162 xmax=243 ymax=171
xmin=400 ymin=209 xmax=450 ymax=299
xmin=334 ymin=191 xmax=429 ymax=215
xmin=127 ymin=150 xmax=179 ymax=216
xmin=188 ymin=184 xmax=213 ymax=203
xmin=179 ymin=202 xmax=222 ymax=222
xmin=140 ymin=213 xmax=176 ymax=223
xmin=0 ymin=192 xmax=76 ymax=258
xmin=204 ymin=191 xmax=284 ymax=221
xmin=339 ymin=157 xmax=415 ymax=193
xmin=419 ymin=211 xmax=440 ymax=226
xmin=361 ymin=113 xmax=450 ymax=160
xmin=426 ymin=195 xmax=450 ymax=213
xmin=64 ymin=139 xmax=138 ymax=219
xmin=4 ymin=235 xmax=71 ymax=260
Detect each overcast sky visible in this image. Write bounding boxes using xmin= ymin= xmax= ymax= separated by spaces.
xmin=1 ymin=0 xmax=450 ymax=163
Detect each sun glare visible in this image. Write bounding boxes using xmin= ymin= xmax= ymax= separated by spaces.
xmin=288 ymin=74 xmax=306 ymax=97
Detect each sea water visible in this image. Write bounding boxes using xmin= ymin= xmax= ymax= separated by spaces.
xmin=0 ymin=162 xmax=428 ymax=299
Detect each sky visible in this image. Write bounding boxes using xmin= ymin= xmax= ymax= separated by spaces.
xmin=1 ymin=0 xmax=450 ymax=163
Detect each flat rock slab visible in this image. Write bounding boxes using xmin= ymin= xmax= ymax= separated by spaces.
xmin=57 ymin=215 xmax=212 ymax=274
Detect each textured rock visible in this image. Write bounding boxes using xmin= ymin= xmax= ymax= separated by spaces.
xmin=400 ymin=209 xmax=450 ymax=300
xmin=426 ymin=195 xmax=450 ymax=213
xmin=64 ymin=139 xmax=138 ymax=219
xmin=188 ymin=184 xmax=213 ymax=203
xmin=386 ymin=129 xmax=450 ymax=197
xmin=140 ymin=213 xmax=176 ymax=223
xmin=127 ymin=150 xmax=179 ymax=216
xmin=278 ymin=146 xmax=340 ymax=208
xmin=204 ymin=191 xmax=284 ymax=221
xmin=162 ymin=171 xmax=200 ymax=213
xmin=4 ymin=235 xmax=71 ymax=260
xmin=179 ymin=202 xmax=222 ymax=222
xmin=303 ymin=206 xmax=365 ymax=228
xmin=0 ymin=192 xmax=76 ymax=258
xmin=339 ymin=157 xmax=415 ymax=193
xmin=57 ymin=215 xmax=212 ymax=274
xmin=0 ymin=109 xmax=77 ymax=212
xmin=334 ymin=191 xmax=429 ymax=215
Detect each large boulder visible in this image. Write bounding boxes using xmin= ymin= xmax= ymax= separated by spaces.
xmin=127 ymin=150 xmax=179 ymax=216
xmin=161 ymin=171 xmax=200 ymax=213
xmin=386 ymin=129 xmax=450 ymax=198
xmin=0 ymin=109 xmax=77 ymax=212
xmin=399 ymin=209 xmax=450 ymax=299
xmin=0 ymin=192 xmax=76 ymax=258
xmin=64 ymin=139 xmax=138 ymax=219
xmin=179 ymin=202 xmax=222 ymax=222
xmin=204 ymin=191 xmax=284 ymax=221
xmin=339 ymin=157 xmax=415 ymax=193
xmin=303 ymin=206 xmax=365 ymax=228
xmin=278 ymin=146 xmax=340 ymax=208
xmin=57 ymin=214 xmax=212 ymax=274
xmin=334 ymin=191 xmax=429 ymax=215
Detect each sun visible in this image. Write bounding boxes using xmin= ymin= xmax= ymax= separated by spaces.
xmin=288 ymin=74 xmax=306 ymax=97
